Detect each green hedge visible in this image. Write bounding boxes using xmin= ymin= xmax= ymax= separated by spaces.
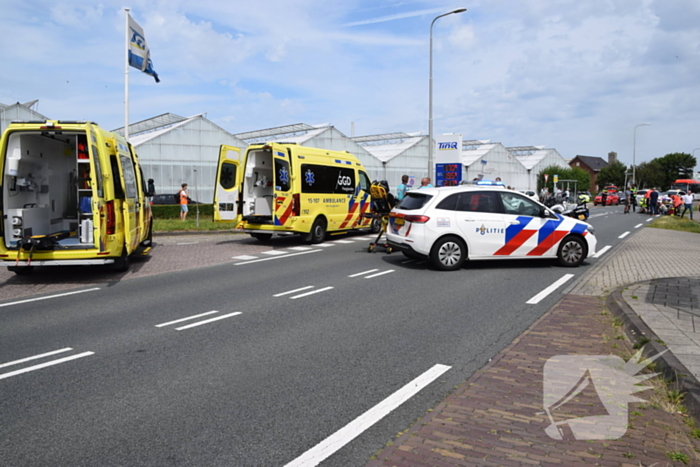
xmin=151 ymin=204 xmax=214 ymax=219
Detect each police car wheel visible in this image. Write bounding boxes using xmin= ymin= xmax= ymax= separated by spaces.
xmin=430 ymin=236 xmax=466 ymax=271
xmin=557 ymin=236 xmax=585 ymax=267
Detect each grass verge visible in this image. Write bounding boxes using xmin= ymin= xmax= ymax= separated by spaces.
xmin=649 ymin=214 xmax=700 ymax=234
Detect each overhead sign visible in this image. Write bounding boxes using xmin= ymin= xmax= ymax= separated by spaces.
xmin=435 ymin=134 xmax=462 ymax=165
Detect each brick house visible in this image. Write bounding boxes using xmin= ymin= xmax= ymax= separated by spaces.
xmin=569 ymin=155 xmax=609 ymax=192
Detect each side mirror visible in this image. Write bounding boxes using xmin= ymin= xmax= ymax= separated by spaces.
xmin=551 ymin=205 xmax=564 ymax=214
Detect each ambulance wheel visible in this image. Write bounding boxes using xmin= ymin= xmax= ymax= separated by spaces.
xmin=430 ymin=236 xmax=466 ymax=271
xmin=557 ymin=235 xmax=585 ymax=267
xmin=251 ymin=233 xmax=273 ymax=242
xmin=8 ymin=266 xmax=34 ymax=275
xmin=370 ymin=217 xmax=381 ymax=234
xmin=111 ymin=246 xmax=130 ymax=272
xmin=308 ymin=218 xmax=327 ymax=244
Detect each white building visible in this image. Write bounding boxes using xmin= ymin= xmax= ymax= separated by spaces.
xmin=508 ymin=146 xmax=570 ymax=191
xmin=352 ymin=132 xmax=430 ymax=191
xmin=236 ymin=123 xmax=383 ymax=180
xmin=461 ymin=140 xmax=531 ymax=189
xmin=0 ymin=100 xmax=48 ymax=133
xmin=116 ymin=113 xmax=248 ymax=203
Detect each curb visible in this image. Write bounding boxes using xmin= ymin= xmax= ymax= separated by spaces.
xmin=607 ymin=284 xmax=700 ymax=420
xmin=154 ymin=230 xmax=244 ymax=237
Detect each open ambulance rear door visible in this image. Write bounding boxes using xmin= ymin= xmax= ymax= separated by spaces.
xmin=214 ymin=145 xmax=241 ymax=223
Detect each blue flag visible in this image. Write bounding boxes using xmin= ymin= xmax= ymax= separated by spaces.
xmin=128 ymin=14 xmax=160 ymax=83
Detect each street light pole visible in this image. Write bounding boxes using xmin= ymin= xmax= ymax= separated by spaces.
xmin=429 ymin=8 xmax=467 ymax=182
xmin=632 ymin=123 xmax=650 ymax=186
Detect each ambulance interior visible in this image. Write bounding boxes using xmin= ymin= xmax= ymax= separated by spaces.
xmin=242 ymin=148 xmax=274 ymax=222
xmin=3 ymin=130 xmax=95 ymax=249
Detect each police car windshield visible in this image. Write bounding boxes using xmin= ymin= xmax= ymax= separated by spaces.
xmin=398 ymin=192 xmax=432 ymax=210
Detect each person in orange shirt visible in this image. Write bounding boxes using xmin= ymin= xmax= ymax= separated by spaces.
xmin=672 ymin=194 xmax=683 ymax=216
xmin=179 ymin=183 xmax=189 ymax=221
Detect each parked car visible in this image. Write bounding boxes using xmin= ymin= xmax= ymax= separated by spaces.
xmin=593 ymin=191 xmax=620 ymax=206
xmin=151 ymin=194 xmax=199 ymax=205
xmin=386 ymin=184 xmax=596 ymax=270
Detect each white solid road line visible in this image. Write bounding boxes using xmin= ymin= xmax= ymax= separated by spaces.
xmin=593 ymin=245 xmax=611 ymax=258
xmin=284 ymin=363 xmax=451 ymax=467
xmin=0 ymin=348 xmax=73 ymax=369
xmin=290 ymin=287 xmax=334 ymax=299
xmin=331 ymin=240 xmax=355 ymax=244
xmin=635 ymin=223 xmax=644 ymax=228
xmin=156 ymin=310 xmax=220 ymax=327
xmin=232 ymin=255 xmax=258 ymax=260
xmin=274 ymin=286 xmax=315 ymax=297
xmin=0 ymin=288 xmax=100 ymax=308
xmin=0 ymin=351 xmax=95 ymax=381
xmin=526 ymin=274 xmax=575 ymax=305
xmin=235 ymin=249 xmax=321 ymax=265
xmin=315 ymin=243 xmax=336 ymax=247
xmin=618 ymin=231 xmax=630 ymax=239
xmin=262 ymin=250 xmax=289 ymax=256
xmin=175 ymin=312 xmax=242 ymax=331
xmin=287 ymin=247 xmax=313 ymax=251
xmin=365 ymin=270 xmax=395 ymax=279
xmin=348 ymin=269 xmax=379 ymax=277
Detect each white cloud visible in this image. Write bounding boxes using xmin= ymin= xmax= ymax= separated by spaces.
xmin=1 ymin=0 xmax=699 ymax=168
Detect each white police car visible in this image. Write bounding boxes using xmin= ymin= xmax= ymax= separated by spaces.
xmin=386 ymin=184 xmax=597 ymax=270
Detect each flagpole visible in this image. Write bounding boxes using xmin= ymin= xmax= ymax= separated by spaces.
xmin=124 ymin=8 xmax=130 ymax=141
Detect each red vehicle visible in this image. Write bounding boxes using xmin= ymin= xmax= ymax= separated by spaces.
xmin=670 ymin=179 xmax=700 ymax=201
xmin=594 ymin=191 xmax=620 ymax=206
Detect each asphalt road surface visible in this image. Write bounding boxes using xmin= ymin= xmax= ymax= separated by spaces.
xmin=0 ymin=205 xmax=649 ymax=466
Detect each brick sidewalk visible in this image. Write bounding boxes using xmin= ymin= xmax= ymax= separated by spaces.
xmin=366 ymin=295 xmax=700 ymax=466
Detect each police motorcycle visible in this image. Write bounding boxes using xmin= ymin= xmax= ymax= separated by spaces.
xmin=550 ymin=200 xmax=590 ymax=221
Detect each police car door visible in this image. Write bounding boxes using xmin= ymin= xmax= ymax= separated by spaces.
xmin=494 ymin=192 xmax=558 ymax=258
xmin=214 ymin=145 xmax=241 ymax=223
xmin=454 ymin=191 xmax=506 ymax=258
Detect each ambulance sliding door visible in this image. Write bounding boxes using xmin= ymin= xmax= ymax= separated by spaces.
xmin=214 ymin=146 xmax=241 ymax=223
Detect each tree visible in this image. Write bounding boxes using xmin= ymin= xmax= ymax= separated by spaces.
xmin=597 ymin=160 xmax=627 ymax=190
xmin=537 ymin=165 xmax=589 ymax=193
xmin=634 ymin=160 xmax=664 ymax=189
xmin=656 ymin=152 xmax=697 ymax=190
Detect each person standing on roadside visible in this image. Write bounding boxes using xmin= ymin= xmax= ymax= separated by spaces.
xmin=601 ymin=191 xmax=607 ymax=206
xmin=396 ymin=175 xmax=410 ymax=201
xmin=179 ymin=183 xmax=189 ymax=221
xmin=681 ymin=191 xmax=694 ymax=220
xmin=649 ymin=187 xmax=659 ymax=216
xmin=419 ymin=177 xmax=434 ymax=189
xmin=624 ymin=187 xmax=631 ymax=214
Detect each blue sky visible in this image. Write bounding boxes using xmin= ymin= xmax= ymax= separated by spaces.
xmin=2 ymin=0 xmax=700 ymax=168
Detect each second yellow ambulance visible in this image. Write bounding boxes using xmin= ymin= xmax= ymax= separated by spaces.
xmin=214 ymin=143 xmax=377 ymax=243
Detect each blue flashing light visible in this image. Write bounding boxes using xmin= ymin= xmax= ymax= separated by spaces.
xmin=476 ymin=180 xmax=505 ymax=186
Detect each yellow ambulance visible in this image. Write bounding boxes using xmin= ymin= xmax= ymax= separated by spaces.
xmin=214 ymin=143 xmax=377 ymax=242
xmin=0 ymin=120 xmax=153 ymax=274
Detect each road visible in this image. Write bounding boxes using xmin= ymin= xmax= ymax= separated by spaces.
xmin=0 ymin=206 xmax=651 ymax=466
